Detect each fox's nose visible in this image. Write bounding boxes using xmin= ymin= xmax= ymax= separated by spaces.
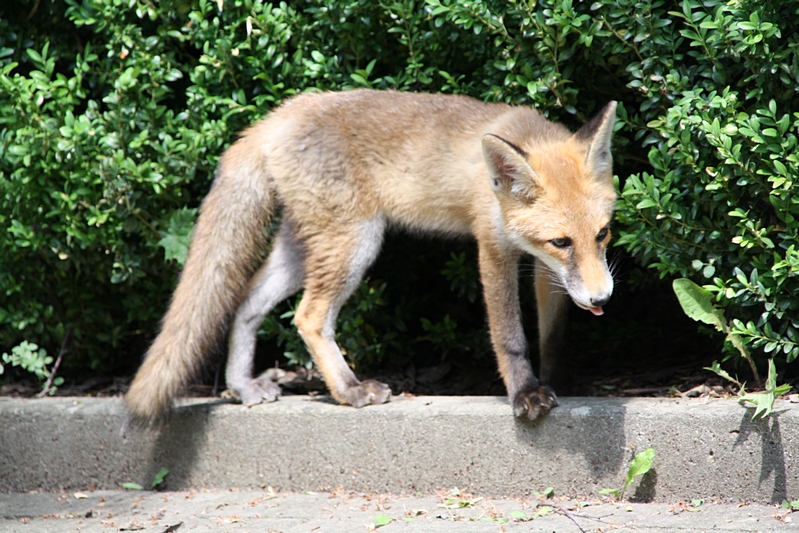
xmin=590 ymin=294 xmax=611 ymax=307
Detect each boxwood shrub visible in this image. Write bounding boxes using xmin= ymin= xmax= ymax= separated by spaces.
xmin=1 ymin=0 xmax=796 ymax=384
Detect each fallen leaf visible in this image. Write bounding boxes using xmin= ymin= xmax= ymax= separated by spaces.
xmin=374 ymin=514 xmax=392 ymax=527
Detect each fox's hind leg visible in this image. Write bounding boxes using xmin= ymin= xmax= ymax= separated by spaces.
xmin=226 ymin=220 xmax=305 ymax=406
xmin=293 ymin=218 xmax=391 ymax=407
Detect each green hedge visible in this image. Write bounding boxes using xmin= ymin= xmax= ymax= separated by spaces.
xmin=1 ymin=0 xmax=797 ymax=381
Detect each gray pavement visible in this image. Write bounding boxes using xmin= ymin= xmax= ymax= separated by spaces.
xmin=1 ymin=488 xmax=796 ymax=532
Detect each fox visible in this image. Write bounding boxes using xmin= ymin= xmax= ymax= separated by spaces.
xmin=125 ymin=89 xmax=617 ymax=425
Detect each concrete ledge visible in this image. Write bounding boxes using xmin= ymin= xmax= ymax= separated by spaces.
xmin=0 ymin=395 xmax=796 ymax=502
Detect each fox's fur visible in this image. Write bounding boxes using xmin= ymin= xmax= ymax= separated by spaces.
xmin=126 ymin=89 xmax=617 ymax=424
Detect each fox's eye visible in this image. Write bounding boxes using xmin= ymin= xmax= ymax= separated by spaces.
xmin=596 ymin=226 xmax=610 ymax=242
xmin=550 ymin=237 xmax=572 ymax=249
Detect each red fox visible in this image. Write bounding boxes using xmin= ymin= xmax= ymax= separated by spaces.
xmin=126 ymin=89 xmax=617 ymax=424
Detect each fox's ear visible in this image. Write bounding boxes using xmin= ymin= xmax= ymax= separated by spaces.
xmin=574 ymin=101 xmax=617 ymax=178
xmin=482 ymin=134 xmax=539 ymax=202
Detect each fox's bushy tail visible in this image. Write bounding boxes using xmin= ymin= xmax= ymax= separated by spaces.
xmin=126 ymin=130 xmax=274 ymax=424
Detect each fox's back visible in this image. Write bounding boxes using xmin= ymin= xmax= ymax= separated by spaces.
xmin=253 ymin=90 xmax=566 ymax=234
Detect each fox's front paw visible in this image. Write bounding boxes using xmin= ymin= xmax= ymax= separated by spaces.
xmin=341 ymin=379 xmax=392 ymax=407
xmin=231 ymin=377 xmax=281 ymax=406
xmin=512 ymin=386 xmax=558 ymax=420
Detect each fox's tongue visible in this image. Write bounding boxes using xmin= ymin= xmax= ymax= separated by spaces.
xmin=588 ymin=306 xmax=604 ymax=316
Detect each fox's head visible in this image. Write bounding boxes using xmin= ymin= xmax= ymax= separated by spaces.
xmin=482 ymin=102 xmax=618 ymax=315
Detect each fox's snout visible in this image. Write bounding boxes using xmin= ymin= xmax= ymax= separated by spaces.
xmin=590 ymin=293 xmax=611 ymax=307
xmin=566 ymin=267 xmax=613 ymax=315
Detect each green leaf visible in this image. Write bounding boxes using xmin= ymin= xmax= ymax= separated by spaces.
xmin=510 ymin=510 xmax=530 ymax=520
xmin=635 ymin=198 xmax=658 ymax=209
xmin=739 ymin=391 xmax=771 ymax=419
xmin=704 ymin=361 xmax=738 ymax=386
xmin=26 ymin=48 xmax=43 ymax=66
xmin=374 ymin=515 xmax=392 ymax=527
xmin=122 ymin=483 xmax=143 ymax=490
xmin=536 ymin=506 xmax=553 ymax=516
xmin=739 ymin=359 xmax=790 ymax=419
xmin=672 ymin=279 xmax=727 ymax=331
xmin=350 ymin=73 xmax=369 ymax=86
xmin=151 ymin=467 xmax=170 ymax=488
xmin=158 ymin=208 xmax=196 ymax=265
xmin=782 ymin=500 xmax=799 ymax=511
xmin=623 ymin=448 xmax=656 ymax=494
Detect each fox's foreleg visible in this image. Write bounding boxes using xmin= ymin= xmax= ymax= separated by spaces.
xmin=478 ymin=239 xmax=558 ymax=420
xmin=293 ymin=218 xmax=391 ymax=407
xmin=226 ymin=221 xmax=305 ymax=405
xmin=534 ymin=258 xmax=570 ymax=388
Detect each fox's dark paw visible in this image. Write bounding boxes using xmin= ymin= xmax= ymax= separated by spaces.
xmin=512 ymin=386 xmax=558 ymax=420
xmin=231 ymin=377 xmax=281 ymax=407
xmin=342 ymin=379 xmax=392 ymax=407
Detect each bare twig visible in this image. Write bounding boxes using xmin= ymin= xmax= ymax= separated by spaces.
xmin=27 ymin=0 xmax=42 ymax=20
xmin=38 ymin=327 xmax=72 ymax=397
xmin=622 ymin=387 xmax=670 ymax=395
xmin=556 ymin=507 xmax=587 ymax=533
xmin=538 ymin=503 xmax=609 ymax=533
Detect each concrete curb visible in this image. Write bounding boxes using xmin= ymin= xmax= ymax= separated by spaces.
xmin=0 ymin=395 xmax=796 ymax=503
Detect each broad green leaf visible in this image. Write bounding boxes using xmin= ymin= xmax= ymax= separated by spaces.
xmin=374 ymin=515 xmax=392 ymax=527
xmin=158 ymin=208 xmax=196 ymax=266
xmin=672 ymin=279 xmax=727 ymax=331
xmin=151 ymin=467 xmax=170 ymax=488
xmin=623 ymin=448 xmax=656 ymax=493
xmin=739 ymin=390 xmax=772 ymax=419
xmin=636 ymin=198 xmax=658 ymax=209
xmin=739 ymin=359 xmax=791 ymax=419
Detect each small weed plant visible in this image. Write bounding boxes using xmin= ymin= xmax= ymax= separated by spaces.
xmin=674 ymin=279 xmax=791 ymax=418
xmin=121 ymin=467 xmax=170 ymax=491
xmin=601 ymin=447 xmax=656 ymax=500
xmin=0 ymin=341 xmax=63 ymax=394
